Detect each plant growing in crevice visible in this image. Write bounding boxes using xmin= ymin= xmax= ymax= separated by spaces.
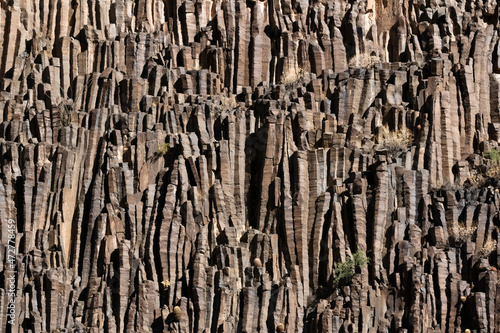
xmin=463 ymin=159 xmax=500 ymax=189
xmin=486 ymin=164 xmax=500 ymax=179
xmin=448 ymin=221 xmax=477 ymax=246
xmin=280 ymin=67 xmax=307 ymax=86
xmin=161 ymin=279 xmax=170 ymax=289
xmin=348 ymin=53 xmax=380 ymax=68
xmin=353 ymin=250 xmax=370 ymax=267
xmin=376 ymin=125 xmax=413 ymax=157
xmin=156 ymin=143 xmax=170 ymax=156
xmin=44 ymin=79 xmax=93 ymax=127
xmin=333 ymin=250 xmax=369 ymax=285
xmin=484 ymin=148 xmax=500 ymax=163
xmin=479 ymin=237 xmax=497 ymax=258
xmin=212 ymin=94 xmax=239 ymax=117
xmin=465 ymin=170 xmax=486 ymax=189
xmin=219 ymin=94 xmax=239 ymax=111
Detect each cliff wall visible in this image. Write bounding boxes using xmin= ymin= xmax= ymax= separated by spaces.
xmin=0 ymin=0 xmax=499 ymax=332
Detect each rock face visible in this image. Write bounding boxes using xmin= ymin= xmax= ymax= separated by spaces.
xmin=0 ymin=0 xmax=500 ymax=332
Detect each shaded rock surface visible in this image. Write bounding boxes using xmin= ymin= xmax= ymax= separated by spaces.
xmin=0 ymin=0 xmax=499 ymax=332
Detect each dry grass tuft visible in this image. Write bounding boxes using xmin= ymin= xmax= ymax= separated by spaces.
xmin=348 ymin=53 xmax=381 ymax=68
xmin=480 ymin=237 xmax=497 ymax=258
xmin=448 ymin=222 xmax=477 ymax=245
xmin=463 ymin=159 xmax=500 ymax=190
xmin=377 ymin=126 xmax=413 ymax=156
xmin=486 ymin=164 xmax=500 ymax=179
xmin=161 ymin=279 xmax=170 ymax=289
xmin=219 ymin=95 xmax=239 ymax=111
xmin=280 ymin=68 xmax=307 ymax=86
xmin=466 ymin=171 xmax=486 ymax=189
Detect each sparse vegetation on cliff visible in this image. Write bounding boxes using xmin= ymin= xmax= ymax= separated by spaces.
xmin=448 ymin=222 xmax=477 ymax=245
xmin=3 ymin=0 xmax=500 ymax=330
xmin=334 ymin=251 xmax=370 ymax=285
xmin=219 ymin=94 xmax=239 ymax=111
xmin=157 ymin=143 xmax=170 ymax=156
xmin=348 ymin=53 xmax=381 ymax=68
xmin=484 ymin=148 xmax=500 ymax=163
xmin=376 ymin=126 xmax=413 ymax=157
xmin=280 ymin=68 xmax=307 ymax=86
xmin=479 ymin=237 xmax=497 ymax=258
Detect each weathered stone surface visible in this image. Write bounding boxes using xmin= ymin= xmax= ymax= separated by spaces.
xmin=0 ymin=0 xmax=500 ymax=332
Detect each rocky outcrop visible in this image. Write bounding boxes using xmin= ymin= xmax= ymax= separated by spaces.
xmin=0 ymin=0 xmax=500 ymax=332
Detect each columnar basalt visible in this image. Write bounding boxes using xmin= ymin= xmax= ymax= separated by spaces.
xmin=0 ymin=0 xmax=500 ymax=332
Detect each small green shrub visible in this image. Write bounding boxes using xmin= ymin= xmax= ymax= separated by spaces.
xmin=484 ymin=148 xmax=500 ymax=163
xmin=157 ymin=143 xmax=170 ymax=156
xmin=353 ymin=250 xmax=370 ymax=267
xmin=333 ymin=250 xmax=369 ymax=285
xmin=333 ymin=259 xmax=355 ymax=284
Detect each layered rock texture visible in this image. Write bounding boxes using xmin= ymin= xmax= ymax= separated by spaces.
xmin=1 ymin=0 xmax=500 ymax=332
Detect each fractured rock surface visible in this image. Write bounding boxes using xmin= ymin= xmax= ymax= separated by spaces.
xmin=0 ymin=0 xmax=499 ymax=332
